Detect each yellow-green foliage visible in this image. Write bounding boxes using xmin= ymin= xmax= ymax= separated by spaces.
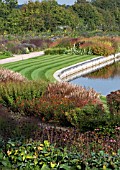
xmin=0 ymin=139 xmax=120 ymax=169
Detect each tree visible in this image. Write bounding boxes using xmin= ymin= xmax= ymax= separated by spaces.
xmin=20 ymin=0 xmax=80 ymax=32
xmin=92 ymin=0 xmax=120 ymax=31
xmin=72 ymin=2 xmax=104 ymax=30
xmin=0 ymin=0 xmax=18 ymax=34
xmin=92 ymin=0 xmax=120 ymax=11
xmin=3 ymin=0 xmax=18 ymax=8
xmin=20 ymin=1 xmax=45 ymax=32
xmin=7 ymin=9 xmax=22 ymax=34
xmin=76 ymin=0 xmax=87 ymax=3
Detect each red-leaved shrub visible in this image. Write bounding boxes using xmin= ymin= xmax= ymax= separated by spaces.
xmin=22 ymin=38 xmax=51 ymax=50
xmin=45 ymin=82 xmax=100 ymax=107
xmin=107 ymin=90 xmax=120 ymax=115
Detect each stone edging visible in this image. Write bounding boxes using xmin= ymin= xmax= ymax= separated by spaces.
xmin=53 ymin=53 xmax=120 ymax=82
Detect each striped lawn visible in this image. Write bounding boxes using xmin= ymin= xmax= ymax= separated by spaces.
xmin=1 ymin=54 xmax=96 ymax=82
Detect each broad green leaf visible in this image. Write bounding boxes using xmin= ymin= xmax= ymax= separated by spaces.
xmin=44 ymin=140 xmax=50 ymax=147
xmin=59 ymin=164 xmax=72 ymax=170
xmin=34 ymin=159 xmax=38 ymax=165
xmin=41 ymin=164 xmax=50 ymax=170
xmin=50 ymin=162 xmax=56 ymax=168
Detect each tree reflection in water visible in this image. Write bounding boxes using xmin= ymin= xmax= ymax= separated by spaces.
xmin=84 ymin=62 xmax=120 ymax=79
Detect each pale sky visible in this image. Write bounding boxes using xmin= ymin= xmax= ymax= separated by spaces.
xmin=18 ymin=0 xmax=76 ymax=5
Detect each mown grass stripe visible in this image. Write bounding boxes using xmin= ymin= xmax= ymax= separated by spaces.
xmin=44 ymin=55 xmax=95 ymax=81
xmin=30 ymin=55 xmax=94 ymax=81
xmin=2 ymin=54 xmax=72 ymax=70
xmin=1 ymin=54 xmax=58 ymax=69
xmin=2 ymin=54 xmax=85 ymax=69
xmin=20 ymin=55 xmax=90 ymax=80
xmin=9 ymin=54 xmax=84 ymax=77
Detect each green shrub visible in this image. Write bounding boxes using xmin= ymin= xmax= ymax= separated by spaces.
xmin=45 ymin=47 xmax=93 ymax=55
xmin=65 ymin=104 xmax=107 ymax=132
xmin=1 ymin=50 xmax=13 ymax=57
xmin=0 ymin=51 xmax=13 ymax=59
xmin=44 ymin=48 xmax=67 ymax=55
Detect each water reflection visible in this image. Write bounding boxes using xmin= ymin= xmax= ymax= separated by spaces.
xmin=84 ymin=62 xmax=120 ymax=79
xmin=70 ymin=62 xmax=120 ymax=95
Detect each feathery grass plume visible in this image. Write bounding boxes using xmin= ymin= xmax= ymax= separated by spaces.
xmin=46 ymin=82 xmax=100 ymax=107
xmin=0 ymin=67 xmax=27 ymax=82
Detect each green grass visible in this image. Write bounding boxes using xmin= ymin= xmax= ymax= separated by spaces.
xmin=1 ymin=54 xmax=96 ymax=82
xmin=0 ymin=52 xmax=13 ymax=59
xmin=100 ymin=95 xmax=109 ymax=113
xmin=0 ymin=54 xmax=12 ymax=59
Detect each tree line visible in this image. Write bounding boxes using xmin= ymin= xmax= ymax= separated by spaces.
xmin=0 ymin=0 xmax=120 ymax=35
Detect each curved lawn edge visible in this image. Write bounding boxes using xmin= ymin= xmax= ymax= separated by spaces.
xmin=54 ymin=53 xmax=120 ymax=82
xmin=1 ymin=54 xmax=96 ymax=82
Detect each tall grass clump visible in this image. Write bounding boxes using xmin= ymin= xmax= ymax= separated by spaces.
xmin=45 ymin=82 xmax=100 ymax=107
xmin=0 ymin=67 xmax=27 ymax=82
xmin=0 ymin=67 xmax=48 ymax=107
xmin=0 ymin=81 xmax=48 ymax=108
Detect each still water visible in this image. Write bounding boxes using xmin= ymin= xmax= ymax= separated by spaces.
xmin=70 ymin=62 xmax=120 ymax=95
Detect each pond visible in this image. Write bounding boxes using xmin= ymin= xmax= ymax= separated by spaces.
xmin=70 ymin=62 xmax=120 ymax=96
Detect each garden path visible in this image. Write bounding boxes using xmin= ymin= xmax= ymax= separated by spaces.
xmin=0 ymin=51 xmax=44 ymax=64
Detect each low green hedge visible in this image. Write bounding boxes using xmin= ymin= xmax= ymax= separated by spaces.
xmin=65 ymin=104 xmax=108 ymax=132
xmin=0 ymin=51 xmax=13 ymax=59
xmin=44 ymin=48 xmax=67 ymax=55
xmin=0 ymin=139 xmax=120 ymax=170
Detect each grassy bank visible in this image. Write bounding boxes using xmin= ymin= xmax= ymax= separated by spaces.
xmin=1 ymin=54 xmax=95 ymax=82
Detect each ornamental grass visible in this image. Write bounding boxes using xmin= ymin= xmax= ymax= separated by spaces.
xmin=0 ymin=67 xmax=27 ymax=82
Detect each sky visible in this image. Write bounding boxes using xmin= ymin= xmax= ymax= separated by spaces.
xmin=18 ymin=0 xmax=76 ymax=5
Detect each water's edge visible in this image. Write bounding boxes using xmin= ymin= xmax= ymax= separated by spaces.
xmin=54 ymin=53 xmax=120 ymax=82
